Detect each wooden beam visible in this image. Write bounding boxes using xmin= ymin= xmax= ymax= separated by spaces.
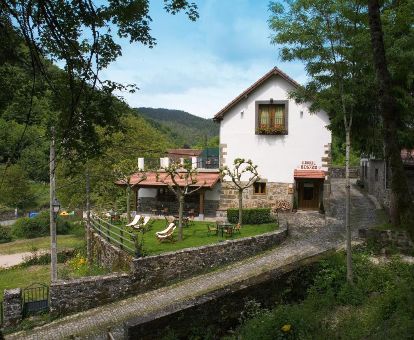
xmin=199 ymin=191 xmax=205 ymax=215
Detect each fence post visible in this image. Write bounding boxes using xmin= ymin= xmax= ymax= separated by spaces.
xmin=120 ymin=228 xmax=124 ymax=250
xmin=107 ymin=222 xmax=110 ymax=242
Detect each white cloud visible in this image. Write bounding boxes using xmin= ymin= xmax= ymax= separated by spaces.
xmin=99 ymin=0 xmax=307 ymax=119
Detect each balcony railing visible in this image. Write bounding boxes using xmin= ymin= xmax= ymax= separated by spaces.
xmin=137 ymin=156 xmax=219 ymax=171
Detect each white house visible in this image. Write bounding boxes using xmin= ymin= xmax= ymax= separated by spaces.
xmin=213 ymin=67 xmax=332 ymax=211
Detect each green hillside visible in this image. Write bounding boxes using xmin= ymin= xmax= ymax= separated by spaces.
xmin=135 ymin=107 xmax=219 ymax=148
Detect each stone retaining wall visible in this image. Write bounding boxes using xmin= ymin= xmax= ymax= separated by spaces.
xmin=49 ymin=227 xmax=287 ymax=317
xmin=50 ymin=273 xmax=132 ymax=317
xmin=359 ymin=228 xmax=413 ymax=254
xmin=89 ymin=228 xmax=132 ymax=271
xmin=130 ymin=227 xmax=288 ymax=287
xmin=330 ymin=166 xmax=360 ymax=178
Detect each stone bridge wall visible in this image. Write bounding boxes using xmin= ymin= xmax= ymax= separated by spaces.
xmin=49 ymin=227 xmax=287 ymax=317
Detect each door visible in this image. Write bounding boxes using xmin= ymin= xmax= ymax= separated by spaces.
xmin=298 ymin=180 xmax=320 ymax=210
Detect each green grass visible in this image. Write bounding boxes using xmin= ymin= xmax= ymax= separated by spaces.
xmin=106 ymin=219 xmax=278 ymax=256
xmin=0 ymin=235 xmax=84 ymax=255
xmin=0 ymin=264 xmax=51 ymax=292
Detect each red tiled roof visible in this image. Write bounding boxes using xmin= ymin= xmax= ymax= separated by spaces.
xmin=294 ymin=170 xmax=326 ymax=179
xmin=213 ymin=67 xmax=301 ymax=122
xmin=117 ymin=171 xmax=220 ymax=188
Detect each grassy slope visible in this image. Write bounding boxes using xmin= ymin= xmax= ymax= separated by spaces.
xmin=0 ymin=235 xmax=84 ymax=254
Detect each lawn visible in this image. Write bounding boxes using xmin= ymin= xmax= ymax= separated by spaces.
xmin=0 ymin=264 xmax=51 ymax=293
xmin=0 ymin=235 xmax=84 ymax=255
xmin=106 ymin=218 xmax=278 ymax=256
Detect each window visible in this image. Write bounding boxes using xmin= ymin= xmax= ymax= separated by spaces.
xmin=255 ymin=101 xmax=288 ymax=135
xmin=254 ymin=182 xmax=266 ymax=195
xmin=375 ymin=168 xmax=379 ymax=182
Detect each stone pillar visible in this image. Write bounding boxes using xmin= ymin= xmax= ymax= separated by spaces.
xmin=137 ymin=157 xmax=144 ymax=171
xmin=3 ymin=288 xmax=23 ymax=328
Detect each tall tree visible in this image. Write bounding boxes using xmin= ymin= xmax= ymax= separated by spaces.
xmin=220 ymin=158 xmax=260 ymax=226
xmin=367 ymin=0 xmax=414 ymax=228
xmin=0 ymin=1 xmax=198 ymax=164
xmin=269 ymin=0 xmax=375 ymax=283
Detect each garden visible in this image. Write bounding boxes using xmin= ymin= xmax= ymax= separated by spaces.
xmin=92 ymin=207 xmax=279 ymax=256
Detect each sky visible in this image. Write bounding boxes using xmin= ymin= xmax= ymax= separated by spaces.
xmin=101 ymin=0 xmax=306 ymax=119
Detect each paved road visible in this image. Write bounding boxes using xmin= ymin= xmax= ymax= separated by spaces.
xmin=6 ymin=179 xmax=380 ymax=340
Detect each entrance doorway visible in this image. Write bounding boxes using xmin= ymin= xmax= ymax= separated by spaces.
xmin=297 ymin=180 xmax=322 ymax=210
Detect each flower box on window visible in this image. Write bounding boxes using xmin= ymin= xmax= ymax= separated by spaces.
xmin=256 ymin=125 xmax=288 ymax=135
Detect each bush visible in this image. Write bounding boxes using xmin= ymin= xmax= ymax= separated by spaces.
xmin=12 ymin=211 xmax=72 ymax=239
xmin=0 ymin=225 xmax=13 ymax=243
xmin=227 ymin=208 xmax=273 ymax=224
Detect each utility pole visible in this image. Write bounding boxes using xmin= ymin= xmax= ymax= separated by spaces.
xmin=50 ymin=127 xmax=58 ymax=281
xmin=86 ymin=169 xmax=92 ymax=264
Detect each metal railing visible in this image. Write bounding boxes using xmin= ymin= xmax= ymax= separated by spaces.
xmin=90 ymin=215 xmax=137 ymax=255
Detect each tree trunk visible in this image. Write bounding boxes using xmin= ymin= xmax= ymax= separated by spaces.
xmin=345 ymin=125 xmax=353 ymax=284
xmin=368 ymin=0 xmax=413 ymax=227
xmin=238 ymin=189 xmax=243 ymax=225
xmin=126 ymin=186 xmax=131 ymax=223
xmin=178 ymin=195 xmax=184 ymax=241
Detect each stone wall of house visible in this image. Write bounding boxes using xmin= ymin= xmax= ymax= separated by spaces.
xmin=359 ymin=228 xmax=413 ymax=254
xmin=90 ymin=228 xmax=132 ymax=271
xmin=360 ymin=160 xmax=391 ymax=210
xmin=49 ymin=227 xmax=287 ymax=317
xmin=330 ymin=166 xmax=360 ymax=178
xmin=219 ymin=182 xmax=293 ymax=212
xmin=2 ymin=288 xmax=22 ymax=328
xmin=138 ymin=197 xmax=218 ymax=217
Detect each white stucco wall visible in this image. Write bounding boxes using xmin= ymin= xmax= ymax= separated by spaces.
xmin=220 ymin=75 xmax=331 ymax=183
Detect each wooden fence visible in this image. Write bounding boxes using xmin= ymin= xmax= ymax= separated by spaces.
xmin=89 ymin=215 xmax=137 ymax=255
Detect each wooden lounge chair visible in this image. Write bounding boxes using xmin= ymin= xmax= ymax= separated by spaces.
xmin=133 ymin=216 xmax=151 ymax=231
xmin=156 ymin=223 xmax=176 ymax=242
xmin=126 ymin=215 xmax=141 ymax=227
xmin=207 ymin=224 xmax=218 ymax=235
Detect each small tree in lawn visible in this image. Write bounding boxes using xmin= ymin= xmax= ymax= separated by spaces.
xmin=220 ymin=158 xmax=260 ymax=225
xmin=157 ymin=160 xmax=204 ymax=242
xmin=113 ymin=160 xmax=146 ymax=223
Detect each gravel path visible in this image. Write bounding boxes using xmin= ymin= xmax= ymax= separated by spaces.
xmin=0 ymin=252 xmax=36 ymax=268
xmin=6 ymin=179 xmax=380 ymax=340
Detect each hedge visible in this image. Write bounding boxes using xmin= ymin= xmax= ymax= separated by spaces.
xmin=12 ymin=211 xmax=72 ymax=239
xmin=227 ymin=208 xmax=273 ymax=224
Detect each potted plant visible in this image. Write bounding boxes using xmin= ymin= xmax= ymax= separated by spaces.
xmin=292 ymin=196 xmax=298 ymax=213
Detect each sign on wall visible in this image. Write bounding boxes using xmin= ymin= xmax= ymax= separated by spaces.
xmin=298 ymin=161 xmax=320 ymax=170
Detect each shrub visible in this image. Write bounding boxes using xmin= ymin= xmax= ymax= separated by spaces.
xmin=227 ymin=208 xmax=273 ymax=224
xmin=0 ymin=225 xmax=13 ymax=243
xmin=12 ymin=211 xmax=72 ymax=239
